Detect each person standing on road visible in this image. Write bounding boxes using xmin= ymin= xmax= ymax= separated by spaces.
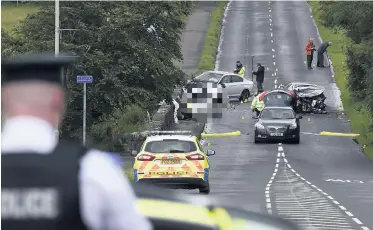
xmin=1 ymin=52 xmax=152 ymax=230
xmin=251 ymin=90 xmax=265 ymax=117
xmin=305 ymin=38 xmax=316 ymax=69
xmin=252 ymin=63 xmax=265 ymax=92
xmin=317 ymin=41 xmax=332 ymax=67
xmin=234 ymin=60 xmax=246 ymax=78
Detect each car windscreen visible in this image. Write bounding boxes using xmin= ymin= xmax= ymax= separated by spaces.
xmin=264 ymin=93 xmax=293 ymax=106
xmin=195 ymin=72 xmax=224 ymax=82
xmin=260 ymin=108 xmax=295 ymax=120
xmin=145 ymin=140 xmax=197 ymax=153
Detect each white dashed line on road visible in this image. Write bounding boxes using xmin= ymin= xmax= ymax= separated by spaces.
xmin=353 ymin=218 xmax=363 ymax=225
xmin=266 ymin=144 xmax=370 ymax=230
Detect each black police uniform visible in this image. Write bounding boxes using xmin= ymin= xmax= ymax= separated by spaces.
xmin=1 ymin=53 xmax=88 ymax=230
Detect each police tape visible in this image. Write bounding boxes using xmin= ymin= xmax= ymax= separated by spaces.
xmin=301 ymin=131 xmax=360 ymax=137
xmin=201 ymin=130 xmax=241 ymax=139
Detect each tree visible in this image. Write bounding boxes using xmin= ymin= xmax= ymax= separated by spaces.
xmin=2 ymin=2 xmax=193 ymax=150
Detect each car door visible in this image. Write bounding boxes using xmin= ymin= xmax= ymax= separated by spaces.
xmin=229 ymin=75 xmax=245 ymax=97
xmin=219 ymin=75 xmax=234 ymax=97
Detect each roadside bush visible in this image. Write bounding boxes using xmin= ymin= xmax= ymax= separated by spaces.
xmin=310 ymin=1 xmax=373 ymax=159
xmin=89 ymin=104 xmax=147 ymax=151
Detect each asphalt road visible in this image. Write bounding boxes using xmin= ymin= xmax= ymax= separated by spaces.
xmin=203 ymin=1 xmax=373 ymax=229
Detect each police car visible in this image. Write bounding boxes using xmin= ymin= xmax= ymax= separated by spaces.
xmin=131 ymin=131 xmax=215 ymax=194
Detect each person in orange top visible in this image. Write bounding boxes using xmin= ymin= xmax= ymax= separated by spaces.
xmin=305 ymin=38 xmax=316 ymax=69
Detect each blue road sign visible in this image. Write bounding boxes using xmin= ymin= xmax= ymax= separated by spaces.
xmin=77 ymin=75 xmax=93 ymax=84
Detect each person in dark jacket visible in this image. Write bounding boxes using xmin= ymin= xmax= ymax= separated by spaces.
xmin=317 ymin=41 xmax=332 ymax=67
xmin=252 ymin=63 xmax=265 ymax=92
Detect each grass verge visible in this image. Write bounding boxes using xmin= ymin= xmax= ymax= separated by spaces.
xmin=309 ymin=2 xmax=373 ymax=160
xmin=1 ymin=4 xmax=40 ymax=34
xmin=195 ymin=1 xmax=227 ymax=75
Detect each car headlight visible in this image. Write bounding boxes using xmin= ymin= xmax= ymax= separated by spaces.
xmin=289 ymin=123 xmax=297 ymax=129
xmin=255 ymin=123 xmax=265 ymax=129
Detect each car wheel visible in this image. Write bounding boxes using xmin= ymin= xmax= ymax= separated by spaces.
xmin=239 ymin=89 xmax=250 ymax=102
xmin=199 ymin=183 xmax=210 ymax=194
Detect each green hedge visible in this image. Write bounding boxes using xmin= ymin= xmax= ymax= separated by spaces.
xmin=195 ymin=1 xmax=228 ymax=75
xmin=309 ymin=2 xmax=373 ymax=160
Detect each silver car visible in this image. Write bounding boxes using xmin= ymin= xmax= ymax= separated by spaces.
xmin=191 ymin=71 xmax=255 ymax=101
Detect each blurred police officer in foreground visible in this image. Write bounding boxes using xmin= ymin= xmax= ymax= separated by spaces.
xmin=1 ymin=52 xmax=152 ymax=230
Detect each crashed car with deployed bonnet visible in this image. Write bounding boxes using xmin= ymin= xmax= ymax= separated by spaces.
xmin=283 ymin=82 xmax=327 ymax=114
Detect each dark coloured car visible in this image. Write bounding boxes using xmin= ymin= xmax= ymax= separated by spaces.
xmin=254 ymin=106 xmax=302 ymax=144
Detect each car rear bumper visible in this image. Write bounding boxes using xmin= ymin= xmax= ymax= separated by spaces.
xmin=255 ymin=129 xmax=299 ymax=141
xmin=136 ymin=177 xmax=208 ymax=189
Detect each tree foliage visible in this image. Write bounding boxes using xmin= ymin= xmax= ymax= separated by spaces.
xmin=2 ymin=2 xmax=194 ymax=150
xmin=318 ymin=2 xmax=373 ymax=115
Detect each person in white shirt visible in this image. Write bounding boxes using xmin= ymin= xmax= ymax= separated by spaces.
xmin=1 ymin=52 xmax=152 ymax=230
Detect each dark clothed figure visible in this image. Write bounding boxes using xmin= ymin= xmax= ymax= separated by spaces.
xmin=252 ymin=63 xmax=265 ymax=92
xmin=317 ymin=41 xmax=332 ymax=67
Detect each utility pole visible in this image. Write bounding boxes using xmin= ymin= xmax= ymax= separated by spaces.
xmin=55 ymin=0 xmax=60 ymax=58
xmin=55 ymin=0 xmax=60 ymax=139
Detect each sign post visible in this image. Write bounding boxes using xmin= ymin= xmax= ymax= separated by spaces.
xmin=77 ymin=75 xmax=93 ymax=145
xmin=251 ymin=56 xmax=254 ymax=81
